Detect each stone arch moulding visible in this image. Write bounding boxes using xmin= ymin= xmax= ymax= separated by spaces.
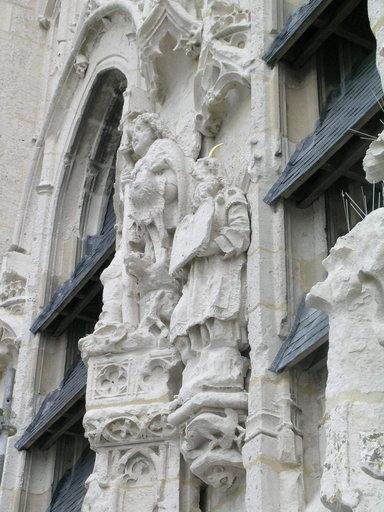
xmin=45 ymin=68 xmax=127 ymax=288
xmin=10 ymin=1 xmax=142 ymax=254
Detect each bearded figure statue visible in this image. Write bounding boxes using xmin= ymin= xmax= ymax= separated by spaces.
xmin=168 ymin=156 xmax=250 ymax=488
xmin=169 ymin=156 xmax=250 ymax=399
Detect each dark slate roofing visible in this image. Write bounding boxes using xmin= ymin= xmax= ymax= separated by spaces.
xmin=263 ymin=0 xmax=332 ymax=66
xmin=270 ymin=299 xmax=329 ymax=373
xmin=47 ymin=448 xmax=95 ymax=512
xmin=15 ymin=360 xmax=87 ymax=450
xmin=264 ymin=52 xmax=383 ymax=205
xmin=31 ymin=227 xmax=115 ymax=334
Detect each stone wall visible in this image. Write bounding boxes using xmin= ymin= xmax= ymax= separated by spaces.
xmin=0 ymin=1 xmax=45 ymax=257
xmin=0 ymin=1 xmax=382 ymax=511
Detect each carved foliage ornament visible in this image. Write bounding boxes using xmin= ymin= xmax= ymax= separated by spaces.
xmin=90 ymin=352 xmax=180 ymax=402
xmin=85 ymin=409 xmax=176 ymax=447
xmin=195 ymin=2 xmax=252 ymax=135
xmin=360 ymin=432 xmax=384 ymax=481
xmin=108 ymin=444 xmax=167 ymax=511
xmin=0 ymin=271 xmax=26 ymax=315
xmin=69 ymin=1 xmax=250 ymax=133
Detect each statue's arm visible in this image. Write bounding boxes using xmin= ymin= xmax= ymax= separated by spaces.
xmin=215 ymin=202 xmax=250 ymax=258
xmin=196 ymin=201 xmax=250 ymax=259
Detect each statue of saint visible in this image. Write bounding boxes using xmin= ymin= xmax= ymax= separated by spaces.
xmin=80 ymin=113 xmax=192 ymax=358
xmin=170 ymin=156 xmax=250 ymax=399
xmin=122 ymin=113 xmax=192 ymax=347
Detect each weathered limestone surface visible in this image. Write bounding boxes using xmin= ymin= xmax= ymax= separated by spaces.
xmin=0 ymin=1 xmax=45 ymax=256
xmin=0 ymin=1 xmax=383 ymax=511
xmin=304 ymin=5 xmax=384 ymax=510
xmin=307 ymin=210 xmax=384 ymax=511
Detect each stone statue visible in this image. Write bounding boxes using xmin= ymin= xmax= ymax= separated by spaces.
xmin=80 ymin=113 xmax=192 ymax=359
xmin=170 ymin=156 xmax=250 ymax=399
xmin=123 ymin=113 xmax=192 ymax=347
xmin=168 ymin=155 xmax=250 ymax=488
xmin=80 ymin=112 xmax=195 ymax=510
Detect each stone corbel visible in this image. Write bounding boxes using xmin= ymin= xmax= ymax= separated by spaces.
xmin=169 ymin=392 xmax=247 ymax=488
xmin=195 ymin=3 xmax=251 ymax=136
xmin=0 ymin=252 xmax=28 ymax=318
xmin=137 ymin=0 xmax=202 ymax=103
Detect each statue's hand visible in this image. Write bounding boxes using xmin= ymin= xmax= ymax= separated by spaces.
xmin=196 ymin=240 xmax=221 ymax=258
xmin=125 ymin=252 xmax=151 ymax=278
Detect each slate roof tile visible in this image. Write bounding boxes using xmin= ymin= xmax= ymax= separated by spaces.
xmin=264 ymin=52 xmax=383 ymax=205
xmin=270 ymin=299 xmax=329 ymax=373
xmin=15 ymin=360 xmax=87 ymax=450
xmin=30 ymin=227 xmax=115 ymax=334
xmin=263 ymin=0 xmax=333 ymax=66
xmin=47 ymin=449 xmax=94 ymax=512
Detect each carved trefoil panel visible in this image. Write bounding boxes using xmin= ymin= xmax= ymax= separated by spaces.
xmin=87 ymin=350 xmax=181 ymax=405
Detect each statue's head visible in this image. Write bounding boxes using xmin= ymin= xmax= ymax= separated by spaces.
xmin=192 ymin=157 xmax=226 ymax=210
xmin=74 ymin=54 xmax=89 ymax=78
xmin=129 ymin=113 xmax=171 ymax=158
xmin=192 ymin=157 xmax=225 ymax=183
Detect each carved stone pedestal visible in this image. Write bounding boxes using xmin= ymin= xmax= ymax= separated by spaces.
xmin=80 ymin=340 xmax=182 ymax=511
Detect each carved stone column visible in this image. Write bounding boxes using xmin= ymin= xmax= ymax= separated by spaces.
xmin=307 ymin=210 xmax=384 ymax=511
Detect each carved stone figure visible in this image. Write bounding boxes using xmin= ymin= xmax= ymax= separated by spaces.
xmin=74 ymin=54 xmax=89 ymax=78
xmin=170 ymin=156 xmax=250 ymax=400
xmin=81 ymin=111 xmax=193 ymax=510
xmin=169 ymin=155 xmax=250 ymax=487
xmin=123 ymin=113 xmax=192 ymax=348
xmin=181 ymin=408 xmax=245 ymax=488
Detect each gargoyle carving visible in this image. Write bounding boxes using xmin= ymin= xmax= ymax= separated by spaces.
xmin=181 ymin=408 xmax=245 ymax=488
